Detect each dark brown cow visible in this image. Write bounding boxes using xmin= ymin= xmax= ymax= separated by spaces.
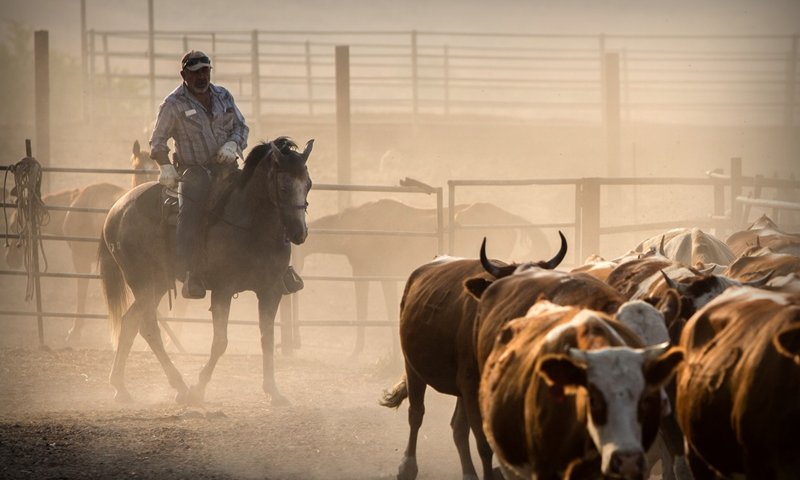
xmin=726 ymin=214 xmax=800 ymax=257
xmin=676 ymin=287 xmax=800 ymax=479
xmin=479 ymin=301 xmax=683 ymax=479
xmin=379 ymin=234 xmax=567 ymax=480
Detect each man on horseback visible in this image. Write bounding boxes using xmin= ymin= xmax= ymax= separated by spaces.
xmin=150 ymin=50 xmax=303 ymax=299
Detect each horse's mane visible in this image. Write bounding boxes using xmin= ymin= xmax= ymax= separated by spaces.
xmin=239 ymin=137 xmax=301 ymax=188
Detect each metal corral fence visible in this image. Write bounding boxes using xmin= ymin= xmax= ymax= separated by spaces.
xmin=1 ymin=158 xmax=798 ymax=350
xmin=84 ymin=27 xmax=799 ymax=127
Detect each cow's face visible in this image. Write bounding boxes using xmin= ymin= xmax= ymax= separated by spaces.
xmin=540 ymin=344 xmax=683 ymax=479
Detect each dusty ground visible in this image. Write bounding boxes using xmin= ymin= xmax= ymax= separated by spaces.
xmin=0 ymin=337 xmax=475 ymax=480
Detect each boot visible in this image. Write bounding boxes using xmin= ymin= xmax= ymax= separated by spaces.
xmin=182 ymin=270 xmax=206 ymax=299
xmin=282 ymin=266 xmax=304 ymax=294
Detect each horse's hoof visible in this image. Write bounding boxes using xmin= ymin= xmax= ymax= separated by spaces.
xmin=186 ymin=385 xmax=205 ymax=406
xmin=398 ymin=455 xmax=418 ymax=480
xmin=114 ymin=389 xmax=133 ymax=403
xmin=268 ymin=392 xmax=290 ymax=406
xmin=174 ymin=388 xmax=190 ymax=405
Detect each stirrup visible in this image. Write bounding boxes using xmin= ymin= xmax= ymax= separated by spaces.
xmin=282 ymin=266 xmax=304 ymax=294
xmin=182 ymin=271 xmax=206 ymax=299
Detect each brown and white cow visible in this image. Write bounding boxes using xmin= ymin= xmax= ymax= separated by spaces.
xmin=380 ymin=233 xmax=567 ymax=480
xmin=479 ymin=301 xmax=684 ymax=480
xmin=676 ymin=287 xmax=800 ymax=479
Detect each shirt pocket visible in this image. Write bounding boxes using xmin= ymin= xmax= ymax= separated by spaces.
xmin=218 ymin=109 xmax=236 ymax=132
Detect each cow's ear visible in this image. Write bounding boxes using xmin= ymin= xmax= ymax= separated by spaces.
xmin=656 ymin=289 xmax=682 ymax=332
xmin=539 ymin=354 xmax=586 ymax=388
xmin=644 ymin=346 xmax=684 ymax=388
xmin=774 ymin=324 xmax=800 ymax=364
xmin=464 ymin=277 xmax=492 ymax=300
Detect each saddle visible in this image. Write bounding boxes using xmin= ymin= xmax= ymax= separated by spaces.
xmin=159 ymin=165 xmax=241 ymax=226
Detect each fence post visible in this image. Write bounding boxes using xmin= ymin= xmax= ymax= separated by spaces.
xmin=147 ymin=0 xmax=155 ymax=117
xmin=730 ymin=157 xmax=743 ymax=229
xmin=784 ymin=34 xmax=798 ymax=127
xmin=80 ymin=0 xmax=88 ymax=121
xmin=305 ymin=41 xmax=314 ymax=115
xmin=335 ymin=45 xmax=352 ymax=210
xmin=579 ymin=178 xmax=600 ymax=262
xmin=411 ymin=30 xmax=419 ymax=126
xmin=448 ymin=180 xmax=456 ymax=254
xmin=436 ymin=188 xmax=444 ymax=255
xmin=102 ymin=33 xmax=110 ymax=117
xmin=443 ymin=44 xmax=450 ymax=115
xmin=88 ymin=29 xmax=95 ymax=123
xmin=604 ymin=52 xmax=621 ymax=177
xmin=34 ymin=31 xmax=50 ymax=195
xmin=251 ymin=30 xmax=261 ymax=128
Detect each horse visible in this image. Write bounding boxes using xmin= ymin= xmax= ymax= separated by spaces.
xmin=99 ymin=137 xmax=313 ymax=404
xmin=293 ymin=199 xmax=549 ymax=357
xmin=4 ymin=141 xmax=157 ymax=344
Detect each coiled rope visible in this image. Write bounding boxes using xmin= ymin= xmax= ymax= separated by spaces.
xmin=5 ymin=156 xmax=50 ymax=300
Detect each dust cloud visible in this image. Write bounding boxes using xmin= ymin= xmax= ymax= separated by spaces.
xmin=1 ymin=1 xmax=799 ymax=479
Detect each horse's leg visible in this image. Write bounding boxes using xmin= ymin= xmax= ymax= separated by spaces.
xmin=350 ymin=279 xmax=368 ymax=358
xmin=257 ymin=288 xmax=288 ymax=405
xmin=398 ymin=363 xmax=427 ymax=480
xmin=451 ymin=397 xmax=479 ymax=480
xmin=380 ymin=280 xmax=401 ymax=360
xmin=66 ymin=247 xmax=90 ymax=344
xmin=188 ymin=289 xmax=231 ymax=404
xmin=136 ymin=289 xmax=189 ymax=403
xmin=109 ymin=300 xmax=145 ymax=402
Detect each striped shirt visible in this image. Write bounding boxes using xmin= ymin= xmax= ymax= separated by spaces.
xmin=149 ymin=83 xmax=249 ymax=166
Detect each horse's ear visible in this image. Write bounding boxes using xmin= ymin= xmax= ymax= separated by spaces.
xmin=133 ymin=140 xmax=140 ymax=156
xmin=302 ymin=139 xmax=314 ymax=164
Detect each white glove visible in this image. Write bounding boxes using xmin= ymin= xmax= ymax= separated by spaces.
xmin=216 ymin=141 xmax=239 ymax=165
xmin=158 ymin=163 xmax=180 ymax=189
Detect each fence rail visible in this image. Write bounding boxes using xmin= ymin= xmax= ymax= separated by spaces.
xmin=83 ymin=28 xmax=799 ymax=127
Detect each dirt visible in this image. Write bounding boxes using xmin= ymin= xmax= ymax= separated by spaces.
xmin=0 ymin=341 xmax=472 ymax=480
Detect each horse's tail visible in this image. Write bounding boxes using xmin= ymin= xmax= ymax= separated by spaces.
xmin=379 ymin=375 xmax=408 ymax=409
xmin=98 ymin=231 xmax=128 ymax=349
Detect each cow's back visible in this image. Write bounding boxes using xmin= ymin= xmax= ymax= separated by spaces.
xmin=399 ymin=257 xmax=488 ymax=395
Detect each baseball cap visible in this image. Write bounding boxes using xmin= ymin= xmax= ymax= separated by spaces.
xmin=181 ymin=50 xmax=212 ymax=71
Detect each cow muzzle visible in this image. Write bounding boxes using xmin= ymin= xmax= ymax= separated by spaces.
xmin=608 ymin=450 xmax=646 ymax=479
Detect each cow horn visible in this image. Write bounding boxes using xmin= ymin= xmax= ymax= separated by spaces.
xmin=742 ymin=270 xmax=774 ymax=287
xmin=658 ymin=235 xmax=666 ymax=256
xmin=661 ymin=270 xmax=679 ymax=291
xmin=540 ymin=230 xmax=568 ymax=270
xmin=302 ymin=139 xmax=314 ymax=163
xmin=480 ymin=237 xmax=504 ymax=278
xmin=643 ymin=341 xmax=671 ymax=360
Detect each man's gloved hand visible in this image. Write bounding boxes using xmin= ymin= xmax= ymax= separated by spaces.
xmin=158 ymin=163 xmax=180 ymax=189
xmin=216 ymin=141 xmax=239 ymax=165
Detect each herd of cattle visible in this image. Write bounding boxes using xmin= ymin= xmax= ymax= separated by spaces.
xmin=380 ymin=217 xmax=800 ymax=480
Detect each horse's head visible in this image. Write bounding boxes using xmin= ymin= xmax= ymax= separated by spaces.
xmin=265 ymin=138 xmax=314 ymax=245
xmin=131 ymin=140 xmax=157 ymax=187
